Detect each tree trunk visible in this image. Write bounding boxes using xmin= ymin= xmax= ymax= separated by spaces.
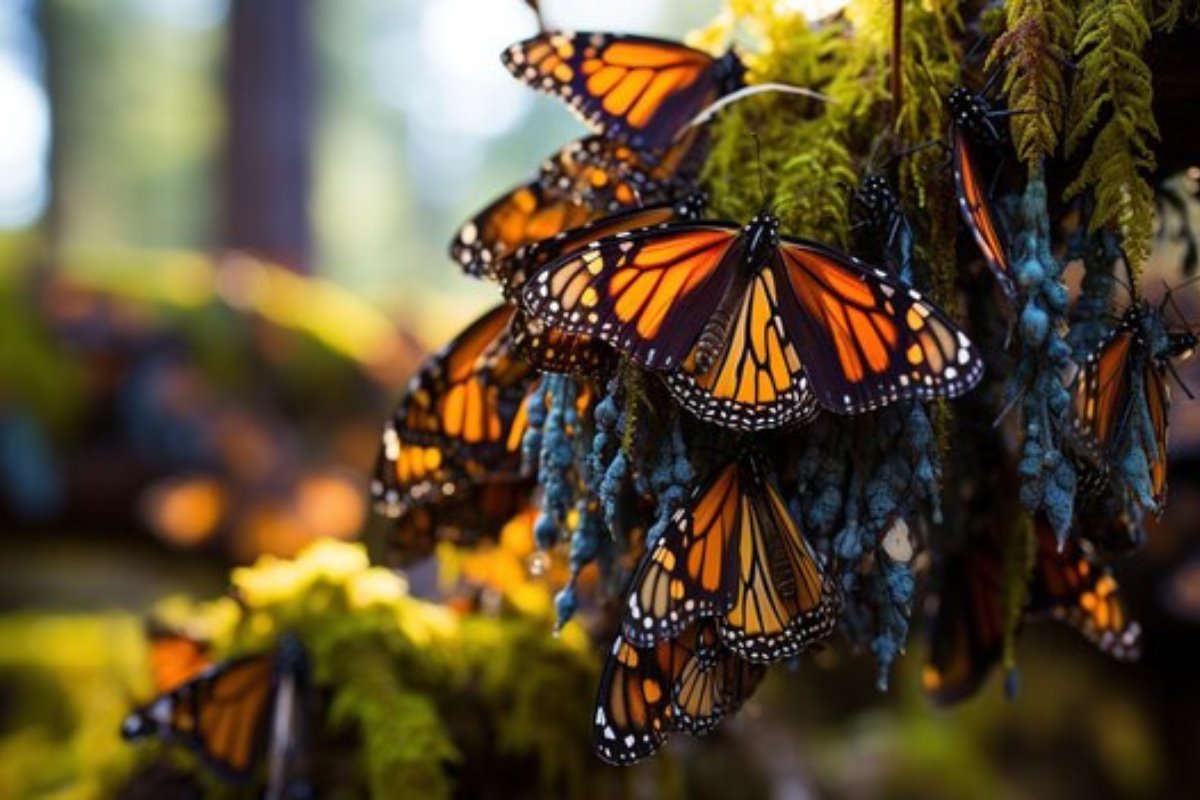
xmin=222 ymin=0 xmax=313 ymax=272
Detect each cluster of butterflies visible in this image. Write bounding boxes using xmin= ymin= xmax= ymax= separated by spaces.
xmin=365 ymin=24 xmax=1197 ymax=768
xmin=121 ymin=622 xmax=311 ymax=797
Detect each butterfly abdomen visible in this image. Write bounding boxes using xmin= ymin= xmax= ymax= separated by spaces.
xmin=693 ymin=307 xmax=736 ymax=373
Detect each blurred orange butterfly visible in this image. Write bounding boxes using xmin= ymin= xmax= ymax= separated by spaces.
xmin=503 ymin=31 xmax=744 ymax=153
xmin=622 ymin=455 xmax=837 ymax=663
xmin=371 ymin=304 xmax=537 ymax=516
xmin=522 ymin=209 xmax=983 ymax=430
xmin=594 ymin=619 xmax=764 ymax=765
xmin=123 ymin=635 xmax=309 ymax=786
xmin=923 ymin=516 xmax=1141 ymax=705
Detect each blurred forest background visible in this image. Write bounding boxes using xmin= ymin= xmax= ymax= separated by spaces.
xmin=3 ymin=1 xmax=1200 ymax=798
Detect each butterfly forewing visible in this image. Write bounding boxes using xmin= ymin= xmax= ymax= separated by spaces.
xmin=622 ymin=461 xmax=741 ymax=646
xmin=503 ymin=31 xmax=743 ymax=153
xmin=371 ymin=305 xmax=536 ymax=517
xmin=775 ymin=239 xmax=983 ymax=413
xmin=124 ymin=653 xmax=277 ymax=781
xmin=451 ymin=181 xmax=596 ymax=281
xmin=593 ymin=632 xmax=676 ymax=765
xmin=922 ymin=542 xmax=1006 ymax=706
xmin=148 ymin=624 xmax=213 ymax=694
xmin=523 ymin=222 xmax=742 ymax=370
xmin=952 ymin=131 xmax=1017 ymax=300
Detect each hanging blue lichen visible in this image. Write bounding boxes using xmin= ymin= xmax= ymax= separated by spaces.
xmin=532 ymin=374 xmax=579 ymax=549
xmin=1011 ymin=179 xmax=1077 ymax=542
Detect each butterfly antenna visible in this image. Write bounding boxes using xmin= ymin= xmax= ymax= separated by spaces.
xmin=1161 ymin=272 xmax=1200 ymax=315
xmin=1166 ymin=359 xmax=1196 ymax=400
xmin=523 ymin=0 xmax=546 ymax=31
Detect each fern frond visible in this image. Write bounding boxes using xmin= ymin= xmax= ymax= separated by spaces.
xmin=1066 ymin=0 xmax=1160 ymax=271
xmin=987 ymin=0 xmax=1077 ymax=172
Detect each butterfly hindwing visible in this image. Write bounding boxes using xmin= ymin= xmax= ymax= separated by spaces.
xmin=594 ymin=620 xmax=764 ymax=765
xmin=666 ymin=263 xmax=820 ymax=431
xmin=718 ymin=459 xmax=837 ymax=662
xmin=623 ymin=460 xmax=742 ymax=646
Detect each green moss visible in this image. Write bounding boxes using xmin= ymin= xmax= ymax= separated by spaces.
xmin=700 ymin=1 xmax=963 ymax=295
xmin=0 ymin=542 xmax=600 ymax=798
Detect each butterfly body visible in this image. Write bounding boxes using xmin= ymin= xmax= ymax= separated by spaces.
xmin=849 ymin=175 xmax=912 ymax=279
xmin=523 ymin=208 xmax=982 ymax=430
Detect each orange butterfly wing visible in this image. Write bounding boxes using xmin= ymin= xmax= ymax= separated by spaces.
xmin=523 ymin=223 xmax=740 ymax=370
xmin=666 ymin=264 xmax=820 ymax=430
xmin=123 ymin=653 xmax=277 ymax=780
xmin=719 ymin=461 xmax=837 ymax=662
xmin=1030 ymin=519 xmax=1141 ymax=660
xmin=775 ymin=239 xmax=983 ymax=413
xmin=623 ymin=460 xmax=741 ymax=646
xmin=503 ymin=32 xmax=743 ymax=152
xmin=148 ymin=625 xmax=213 ymax=693
xmin=922 ymin=536 xmax=1006 ymax=706
xmin=952 ymin=130 xmax=1017 ymax=300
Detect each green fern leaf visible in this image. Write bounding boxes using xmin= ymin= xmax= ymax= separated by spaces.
xmin=1066 ymin=0 xmax=1160 ymax=271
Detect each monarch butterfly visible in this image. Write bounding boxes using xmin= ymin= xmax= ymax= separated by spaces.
xmin=370 ymin=304 xmax=536 ymax=517
xmin=594 ymin=619 xmax=765 ymax=765
xmin=451 ymin=133 xmax=707 ymax=282
xmin=621 ymin=455 xmax=837 ymax=663
xmin=122 ymin=635 xmax=309 ymax=786
xmin=946 ymin=86 xmax=1018 ymax=302
xmin=923 ymin=516 xmax=1141 ymax=705
xmin=502 ymin=31 xmax=745 ymax=154
xmin=848 ymin=174 xmax=914 ymax=280
xmin=1027 ymin=518 xmax=1142 ymax=660
xmin=522 ymin=208 xmax=983 ymax=430
xmin=1069 ymin=302 xmax=1197 ymax=512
